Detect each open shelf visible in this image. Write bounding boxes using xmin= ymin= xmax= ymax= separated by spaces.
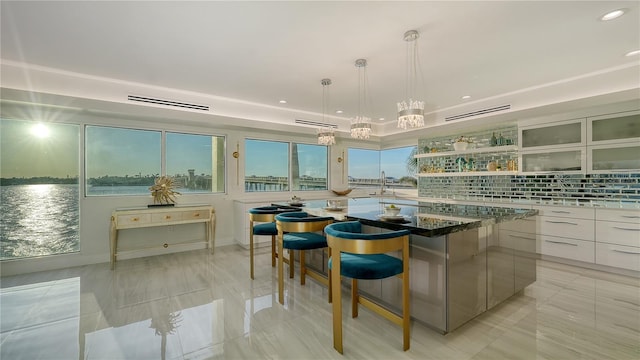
xmin=415 ymin=145 xmax=518 ymax=158
xmin=417 ymin=171 xmax=518 ymax=177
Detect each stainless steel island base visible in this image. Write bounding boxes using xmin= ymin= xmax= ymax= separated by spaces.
xmin=358 ymin=223 xmax=536 ymax=334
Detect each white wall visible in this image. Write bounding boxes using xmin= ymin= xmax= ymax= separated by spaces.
xmin=0 ymin=103 xmax=371 ymax=276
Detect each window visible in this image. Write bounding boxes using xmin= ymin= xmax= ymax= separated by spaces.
xmin=245 ymin=139 xmax=289 ymax=192
xmin=348 ymin=148 xmax=380 ymax=190
xmin=381 ymin=146 xmax=418 ymax=188
xmin=245 ymin=139 xmax=328 ymax=192
xmin=166 ymin=132 xmax=225 ymax=193
xmin=348 ymin=146 xmax=417 ymax=191
xmin=292 ymin=143 xmax=328 ymax=191
xmin=1 ymin=119 xmax=80 ymax=259
xmin=85 ymin=126 xmax=161 ymax=196
xmin=86 ymin=127 xmax=226 ymax=196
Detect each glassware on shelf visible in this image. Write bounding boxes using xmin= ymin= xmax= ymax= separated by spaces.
xmin=487 ymin=157 xmax=497 ymax=171
xmin=490 ymin=132 xmax=498 ymax=147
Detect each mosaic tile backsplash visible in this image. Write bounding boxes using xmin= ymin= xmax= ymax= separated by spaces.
xmin=418 ymin=173 xmax=640 ymax=205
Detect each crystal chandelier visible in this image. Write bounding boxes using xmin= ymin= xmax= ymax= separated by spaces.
xmin=397 ymin=30 xmax=425 ymax=129
xmin=350 ymin=59 xmax=372 ymax=139
xmin=317 ymin=78 xmax=336 ymax=146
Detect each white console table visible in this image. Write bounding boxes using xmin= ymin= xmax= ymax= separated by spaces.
xmin=110 ymin=205 xmax=215 ymax=269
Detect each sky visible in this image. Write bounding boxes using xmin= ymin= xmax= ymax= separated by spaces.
xmin=349 ymin=146 xmax=415 ymax=179
xmin=1 ymin=119 xmax=80 ymax=178
xmin=1 ymin=118 xmax=415 ymax=180
xmin=244 ymin=140 xmax=328 ymax=178
xmin=1 ymin=120 xmax=217 ymax=179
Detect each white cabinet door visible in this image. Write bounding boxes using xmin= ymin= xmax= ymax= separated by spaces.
xmin=595 ymin=243 xmax=640 ymax=271
xmin=587 ymin=110 xmax=640 ymax=146
xmin=540 ymin=235 xmax=594 ymax=263
xmin=595 ymin=220 xmax=640 ymax=248
xmin=595 ymin=208 xmax=640 ymax=223
xmin=538 ymin=216 xmax=595 ymax=241
xmin=519 ymin=148 xmax=586 ymax=174
xmin=519 ymin=118 xmax=585 ymax=150
xmin=588 ymin=142 xmax=640 ymax=173
xmin=535 ymin=206 xmax=595 ymax=219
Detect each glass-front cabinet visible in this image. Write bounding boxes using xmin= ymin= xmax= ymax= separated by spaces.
xmin=519 ymin=118 xmax=586 ymax=174
xmin=520 ymin=148 xmax=585 ymax=173
xmin=520 ymin=118 xmax=585 ymax=150
xmin=588 ymin=144 xmax=640 ymax=173
xmin=587 ymin=110 xmax=640 ymax=173
xmin=587 ymin=110 xmax=640 ymax=145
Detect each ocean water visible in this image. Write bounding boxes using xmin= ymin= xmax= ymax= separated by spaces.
xmin=1 ymin=184 xmax=79 ymax=260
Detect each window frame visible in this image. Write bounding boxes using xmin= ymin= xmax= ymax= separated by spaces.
xmin=244 ymin=138 xmax=329 ymax=193
xmin=84 ymin=124 xmax=227 ymax=197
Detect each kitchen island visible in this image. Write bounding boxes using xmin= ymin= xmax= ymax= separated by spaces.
xmin=274 ymin=197 xmax=538 ymax=333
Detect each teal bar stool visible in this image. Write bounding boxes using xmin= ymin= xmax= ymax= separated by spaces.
xmin=275 ymin=211 xmax=334 ymax=305
xmin=325 ymin=221 xmax=411 ymax=354
xmin=248 ymin=206 xmax=296 ymax=279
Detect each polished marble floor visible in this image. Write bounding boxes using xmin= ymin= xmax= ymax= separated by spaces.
xmin=1 ymin=245 xmax=639 ymax=359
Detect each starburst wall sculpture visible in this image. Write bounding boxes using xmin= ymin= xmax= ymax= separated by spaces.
xmin=149 ymin=176 xmax=181 ymax=205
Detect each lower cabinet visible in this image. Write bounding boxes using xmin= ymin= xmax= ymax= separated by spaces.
xmin=595 ymin=243 xmax=640 ymax=271
xmin=540 ymin=235 xmax=595 ymax=263
xmin=497 ymin=217 xmax=537 ymax=295
xmin=595 ymin=208 xmax=640 ymax=271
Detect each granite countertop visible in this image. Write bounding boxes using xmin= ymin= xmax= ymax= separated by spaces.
xmin=273 ymin=197 xmax=538 ymax=237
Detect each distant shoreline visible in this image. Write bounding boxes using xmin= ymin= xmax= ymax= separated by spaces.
xmin=0 ymin=177 xmax=79 ymax=186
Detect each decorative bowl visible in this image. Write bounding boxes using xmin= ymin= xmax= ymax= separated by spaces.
xmin=332 ymin=188 xmax=353 ymax=196
xmin=453 ymin=142 xmax=469 ymax=151
xmin=384 ymin=206 xmax=401 ymax=216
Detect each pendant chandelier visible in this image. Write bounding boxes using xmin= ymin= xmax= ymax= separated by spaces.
xmin=350 ymin=58 xmax=372 ymax=139
xmin=317 ymin=78 xmax=336 ymax=146
xmin=397 ymin=29 xmax=425 ymax=129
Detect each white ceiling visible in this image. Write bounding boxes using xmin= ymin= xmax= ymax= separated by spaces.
xmin=1 ymin=1 xmax=639 ymax=139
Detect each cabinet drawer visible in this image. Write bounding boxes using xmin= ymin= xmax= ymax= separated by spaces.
xmin=596 ymin=221 xmax=640 ymax=247
xmin=499 ymin=230 xmax=537 ymax=253
xmin=596 ymin=243 xmax=640 ymax=271
xmin=535 ymin=206 xmax=595 ymax=219
xmin=538 ymin=216 xmax=594 ymax=241
xmin=541 ymin=235 xmax=594 ymax=263
xmin=151 ymin=212 xmax=183 ymax=223
xmin=595 ymin=209 xmax=640 ymax=223
xmin=498 ymin=217 xmax=537 ymax=234
xmin=183 ymin=209 xmax=210 ymax=221
xmin=117 ymin=213 xmax=151 ymax=227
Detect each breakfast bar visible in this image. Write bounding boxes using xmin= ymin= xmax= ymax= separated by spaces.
xmin=275 ymin=197 xmax=538 ymax=333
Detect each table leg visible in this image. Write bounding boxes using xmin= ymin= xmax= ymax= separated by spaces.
xmin=209 ymin=212 xmax=216 ymax=254
xmin=109 ymin=216 xmax=117 ymax=270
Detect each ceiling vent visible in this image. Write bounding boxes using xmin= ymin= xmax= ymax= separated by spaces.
xmin=295 ymin=119 xmax=338 ymax=128
xmin=445 ymin=104 xmax=511 ymax=122
xmin=127 ymin=95 xmax=209 ymax=111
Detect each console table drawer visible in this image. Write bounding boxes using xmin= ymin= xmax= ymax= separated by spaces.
xmin=152 ymin=212 xmax=183 ymax=223
xmin=117 ymin=214 xmax=152 ymax=227
xmin=183 ymin=209 xmax=210 ymax=221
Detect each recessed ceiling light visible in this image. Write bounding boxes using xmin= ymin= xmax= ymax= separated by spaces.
xmin=461 ymin=95 xmax=471 ymax=100
xmin=625 ymin=49 xmax=640 ymax=57
xmin=600 ymin=9 xmax=626 ymax=21
xmin=335 ymin=110 xmax=343 ymax=114
xmin=279 ymin=100 xmax=287 ymax=104
xmin=378 ymin=117 xmax=385 ymax=121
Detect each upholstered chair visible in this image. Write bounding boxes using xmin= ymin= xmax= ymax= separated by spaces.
xmin=248 ymin=206 xmax=296 ymax=279
xmin=275 ymin=211 xmax=333 ymax=305
xmin=324 ymin=221 xmax=411 ymax=354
